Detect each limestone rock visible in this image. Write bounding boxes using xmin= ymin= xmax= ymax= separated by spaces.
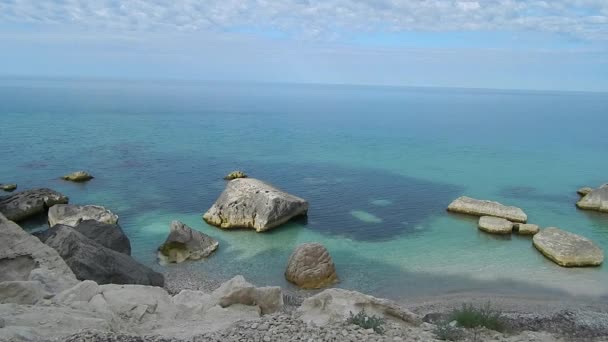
xmin=478 ymin=216 xmax=513 ymax=235
xmin=515 ymin=223 xmax=540 ymax=235
xmin=43 ymin=225 xmax=164 ymax=286
xmin=297 ymin=288 xmax=421 ymax=327
xmin=61 ymin=171 xmax=94 ymax=182
xmin=0 ymin=188 xmax=69 ymax=222
xmin=39 ymin=219 xmax=132 ymax=255
xmin=576 ymin=184 xmax=608 ymax=213
xmin=0 ymin=281 xmax=48 ymax=304
xmin=0 ymin=213 xmax=77 ymax=294
xmin=285 ymin=243 xmax=338 ymax=289
xmin=447 ymin=196 xmax=527 ymax=223
xmin=533 ymin=227 xmax=604 ymax=267
xmin=224 ymin=170 xmax=248 ymax=180
xmin=52 ymin=280 xmax=100 ymax=305
xmin=48 ymin=204 xmax=119 ymax=227
xmin=98 ymin=283 xmax=176 ymax=322
xmin=158 ymin=221 xmax=218 ymax=263
xmin=211 ymin=275 xmax=283 ymax=315
xmin=577 ymin=187 xmax=594 ymax=196
xmin=203 ymin=178 xmax=308 ymax=232
xmin=0 ymin=184 xmax=17 ymax=192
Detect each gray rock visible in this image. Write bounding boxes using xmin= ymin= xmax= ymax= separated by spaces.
xmin=576 ymin=184 xmax=608 ymax=213
xmin=48 ymin=204 xmax=119 ymax=227
xmin=0 ymin=184 xmax=17 ymax=192
xmin=203 ymin=178 xmax=308 ymax=232
xmin=285 ymin=243 xmax=338 ymax=289
xmin=43 ymin=225 xmax=164 ymax=286
xmin=515 ymin=223 xmax=540 ymax=235
xmin=212 ymin=275 xmax=283 ymax=315
xmin=447 ymin=196 xmax=527 ymax=223
xmin=62 ymin=171 xmax=94 ymax=182
xmin=0 ymin=188 xmax=69 ymax=222
xmin=158 ymin=221 xmax=218 ymax=263
xmin=577 ymin=187 xmax=594 ymax=196
xmin=224 ymin=171 xmax=248 ymax=180
xmin=533 ymin=227 xmax=604 ymax=267
xmin=76 ymin=220 xmax=131 ymax=255
xmin=0 ymin=212 xmax=77 ymax=294
xmin=478 ymin=216 xmax=513 ymax=234
xmin=52 ymin=280 xmax=100 ymax=305
xmin=0 ymin=281 xmax=49 ymax=304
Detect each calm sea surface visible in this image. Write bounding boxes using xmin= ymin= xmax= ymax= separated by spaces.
xmin=1 ymin=78 xmax=607 ymax=300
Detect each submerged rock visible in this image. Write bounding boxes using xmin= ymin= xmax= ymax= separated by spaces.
xmin=224 ymin=170 xmax=248 ymax=180
xmin=350 ymin=210 xmax=383 ymax=223
xmin=0 ymin=188 xmax=69 ymax=222
xmin=576 ymin=184 xmax=608 ymax=213
xmin=203 ymin=178 xmax=308 ymax=232
xmin=48 ymin=204 xmax=119 ymax=227
xmin=447 ymin=196 xmax=528 ymax=223
xmin=43 ymin=225 xmax=164 ymax=286
xmin=478 ymin=216 xmax=513 ymax=234
xmin=0 ymin=184 xmax=17 ymax=192
xmin=61 ymin=171 xmax=94 ymax=182
xmin=515 ymin=223 xmax=540 ymax=235
xmin=158 ymin=221 xmax=219 ymax=263
xmin=285 ymin=243 xmax=338 ymax=289
xmin=533 ymin=227 xmax=604 ymax=267
xmin=577 ymin=187 xmax=594 ymax=196
xmin=297 ymin=288 xmax=421 ymax=326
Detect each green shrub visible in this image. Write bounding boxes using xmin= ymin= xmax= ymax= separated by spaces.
xmin=433 ymin=322 xmax=464 ymax=341
xmin=449 ymin=302 xmax=505 ymax=332
xmin=347 ymin=309 xmax=386 ymax=334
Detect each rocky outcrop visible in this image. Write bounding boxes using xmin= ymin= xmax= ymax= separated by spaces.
xmin=478 ymin=216 xmax=513 ymax=234
xmin=203 ymin=178 xmax=308 ymax=232
xmin=43 ymin=225 xmax=164 ymax=286
xmin=224 ymin=171 xmax=248 ymax=180
xmin=0 ymin=184 xmax=17 ymax=192
xmin=0 ymin=188 xmax=69 ymax=222
xmin=576 ymin=184 xmax=608 ymax=213
xmin=533 ymin=227 xmax=604 ymax=267
xmin=285 ymin=243 xmax=338 ymax=289
xmin=211 ymin=275 xmax=283 ymax=315
xmin=515 ymin=223 xmax=540 ymax=235
xmin=48 ymin=204 xmax=119 ymax=227
xmin=61 ymin=171 xmax=94 ymax=182
xmin=158 ymin=221 xmax=218 ymax=263
xmin=72 ymin=220 xmax=131 ymax=255
xmin=577 ymin=187 xmax=594 ymax=196
xmin=0 ymin=281 xmax=49 ymax=304
xmin=448 ymin=196 xmax=527 ymax=223
xmin=297 ymin=288 xmax=421 ymax=327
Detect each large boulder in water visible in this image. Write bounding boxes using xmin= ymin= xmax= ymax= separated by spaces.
xmin=158 ymin=221 xmax=218 ymax=263
xmin=477 ymin=216 xmax=513 ymax=234
xmin=533 ymin=227 xmax=604 ymax=267
xmin=0 ymin=213 xmax=77 ymax=295
xmin=43 ymin=225 xmax=164 ymax=286
xmin=203 ymin=178 xmax=308 ymax=232
xmin=0 ymin=188 xmax=69 ymax=222
xmin=576 ymin=184 xmax=608 ymax=213
xmin=75 ymin=220 xmax=131 ymax=255
xmin=285 ymin=243 xmax=338 ymax=289
xmin=61 ymin=171 xmax=94 ymax=182
xmin=447 ymin=196 xmax=527 ymax=223
xmin=48 ymin=204 xmax=119 ymax=227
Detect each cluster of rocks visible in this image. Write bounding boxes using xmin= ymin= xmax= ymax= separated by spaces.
xmin=447 ymin=195 xmax=604 ymax=267
xmin=576 ymin=183 xmax=608 ymax=213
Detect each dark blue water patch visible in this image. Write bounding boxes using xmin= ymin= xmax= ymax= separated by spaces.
xmin=498 ymin=186 xmax=575 ymax=205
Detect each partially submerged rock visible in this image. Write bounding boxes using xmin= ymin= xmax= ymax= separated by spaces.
xmin=515 ymin=223 xmax=540 ymax=235
xmin=43 ymin=225 xmax=164 ymax=286
xmin=576 ymin=184 xmax=608 ymax=213
xmin=297 ymin=288 xmax=421 ymax=326
xmin=48 ymin=204 xmax=119 ymax=227
xmin=533 ymin=227 xmax=604 ymax=267
xmin=0 ymin=184 xmax=17 ymax=192
xmin=577 ymin=187 xmax=594 ymax=196
xmin=0 ymin=188 xmax=69 ymax=222
xmin=158 ymin=221 xmax=219 ymax=263
xmin=285 ymin=243 xmax=338 ymax=289
xmin=224 ymin=170 xmax=248 ymax=180
xmin=447 ymin=196 xmax=527 ymax=223
xmin=203 ymin=178 xmax=308 ymax=232
xmin=61 ymin=171 xmax=94 ymax=182
xmin=478 ymin=216 xmax=513 ymax=234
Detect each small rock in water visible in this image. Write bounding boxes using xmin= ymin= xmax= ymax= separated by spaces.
xmin=224 ymin=170 xmax=248 ymax=180
xmin=0 ymin=184 xmax=17 ymax=192
xmin=61 ymin=171 xmax=94 ymax=182
xmin=478 ymin=216 xmax=513 ymax=234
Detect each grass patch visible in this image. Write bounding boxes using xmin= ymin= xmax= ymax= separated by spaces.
xmin=449 ymin=302 xmax=506 ymax=332
xmin=347 ymin=309 xmax=386 ymax=334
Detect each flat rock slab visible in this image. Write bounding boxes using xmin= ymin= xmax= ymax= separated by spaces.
xmin=48 ymin=204 xmax=119 ymax=227
xmin=448 ymin=196 xmax=527 ymax=223
xmin=576 ymin=184 xmax=608 ymax=213
xmin=516 ymin=223 xmax=540 ymax=235
xmin=203 ymin=178 xmax=308 ymax=232
xmin=0 ymin=188 xmax=69 ymax=222
xmin=478 ymin=216 xmax=513 ymax=234
xmin=533 ymin=227 xmax=604 ymax=267
xmin=62 ymin=171 xmax=94 ymax=182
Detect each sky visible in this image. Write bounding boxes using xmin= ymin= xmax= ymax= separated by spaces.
xmin=0 ymin=0 xmax=607 ymax=91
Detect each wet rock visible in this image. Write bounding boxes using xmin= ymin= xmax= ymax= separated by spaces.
xmin=0 ymin=188 xmax=69 ymax=222
xmin=285 ymin=243 xmax=338 ymax=289
xmin=533 ymin=227 xmax=604 ymax=267
xmin=158 ymin=221 xmax=218 ymax=263
xmin=447 ymin=196 xmax=527 ymax=223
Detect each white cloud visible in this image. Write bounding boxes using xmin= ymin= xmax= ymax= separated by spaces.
xmin=0 ymin=0 xmax=606 ymax=41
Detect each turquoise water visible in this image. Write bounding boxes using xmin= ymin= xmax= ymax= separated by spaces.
xmin=1 ymin=78 xmax=607 ymax=300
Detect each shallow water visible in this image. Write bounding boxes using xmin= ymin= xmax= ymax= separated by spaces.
xmin=1 ymin=78 xmax=607 ymax=300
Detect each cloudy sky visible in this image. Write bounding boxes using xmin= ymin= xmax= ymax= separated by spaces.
xmin=1 ymin=0 xmax=607 ymax=91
